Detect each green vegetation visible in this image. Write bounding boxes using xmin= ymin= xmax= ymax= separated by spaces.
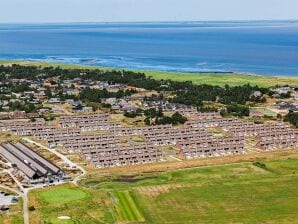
xmin=30 ymin=157 xmax=298 ymax=223
xmin=111 ymin=191 xmax=145 ymax=222
xmin=145 ymin=70 xmax=298 ymax=88
xmin=284 ymin=112 xmax=298 ymax=127
xmin=251 ymin=107 xmax=277 ymax=117
xmin=224 ymin=103 xmax=250 ymax=117
xmin=1 ymin=60 xmax=297 ymax=87
xmin=29 ymin=185 xmax=113 ymax=224
xmin=1 ymin=64 xmax=269 ymax=107
xmin=144 ymin=109 xmax=187 ymax=125
xmin=37 ymin=187 xmax=88 ymax=204
xmin=80 ymin=87 xmax=135 ymax=103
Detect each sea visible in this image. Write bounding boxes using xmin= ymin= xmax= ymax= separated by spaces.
xmin=0 ymin=21 xmax=298 ymax=76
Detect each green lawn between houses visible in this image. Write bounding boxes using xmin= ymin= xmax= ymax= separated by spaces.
xmin=1 ymin=60 xmax=298 ymax=87
xmin=29 ymin=157 xmax=298 ymax=224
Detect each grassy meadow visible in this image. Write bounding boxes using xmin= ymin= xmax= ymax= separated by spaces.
xmin=1 ymin=60 xmax=298 ymax=87
xmin=28 ymin=156 xmax=298 ymax=224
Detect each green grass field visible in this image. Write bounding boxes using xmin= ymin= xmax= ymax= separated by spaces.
xmin=37 ymin=187 xmax=88 ymax=204
xmin=29 ymin=185 xmax=113 ymax=224
xmin=111 ymin=191 xmax=145 ymax=222
xmin=1 ymin=60 xmax=298 ymax=87
xmin=29 ymin=155 xmax=298 ymax=224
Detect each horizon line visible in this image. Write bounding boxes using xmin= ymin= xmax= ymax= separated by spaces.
xmin=1 ymin=19 xmax=298 ymax=25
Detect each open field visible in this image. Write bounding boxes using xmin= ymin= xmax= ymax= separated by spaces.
xmin=111 ymin=191 xmax=145 ymax=223
xmin=144 ymin=70 xmax=298 ymax=87
xmin=1 ymin=60 xmax=298 ymax=87
xmin=29 ymin=184 xmax=114 ymax=224
xmin=29 ymin=150 xmax=298 ymax=224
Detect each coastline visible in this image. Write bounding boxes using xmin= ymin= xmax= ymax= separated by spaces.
xmin=1 ymin=59 xmax=298 ymax=87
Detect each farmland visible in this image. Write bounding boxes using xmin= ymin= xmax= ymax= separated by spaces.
xmin=28 ymin=151 xmax=298 ymax=224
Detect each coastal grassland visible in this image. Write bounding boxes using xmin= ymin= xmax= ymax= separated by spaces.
xmin=144 ymin=70 xmax=298 ymax=87
xmin=1 ymin=60 xmax=298 ymax=87
xmin=83 ymin=158 xmax=298 ymax=224
xmin=29 ymin=154 xmax=298 ymax=224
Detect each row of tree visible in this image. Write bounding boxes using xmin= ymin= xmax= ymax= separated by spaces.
xmin=79 ymin=88 xmax=135 ymax=103
xmin=144 ymin=108 xmax=187 ymax=125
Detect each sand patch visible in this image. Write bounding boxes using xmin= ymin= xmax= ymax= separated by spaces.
xmin=58 ymin=216 xmax=71 ymax=220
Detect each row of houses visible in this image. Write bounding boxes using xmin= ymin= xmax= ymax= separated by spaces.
xmin=84 ymin=144 xmax=162 ymax=168
xmin=1 ymin=112 xmax=297 ymax=168
xmin=177 ymin=136 xmax=245 ymax=159
xmin=58 ymin=113 xmax=110 ymax=131
xmin=186 ymin=116 xmax=297 ymax=150
xmin=0 ymin=120 xmax=54 ymax=136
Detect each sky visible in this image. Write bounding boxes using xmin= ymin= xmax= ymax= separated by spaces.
xmin=0 ymin=0 xmax=298 ymax=23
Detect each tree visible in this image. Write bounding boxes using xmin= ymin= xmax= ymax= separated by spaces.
xmin=144 ymin=108 xmax=157 ymax=118
xmin=284 ymin=112 xmax=298 ymax=127
xmin=226 ymin=104 xmax=250 ymax=117
xmin=171 ymin=112 xmax=187 ymax=125
xmin=144 ymin=117 xmax=151 ymax=125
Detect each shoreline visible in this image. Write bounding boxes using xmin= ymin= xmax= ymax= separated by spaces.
xmin=1 ymin=58 xmax=296 ymax=78
xmin=1 ymin=59 xmax=298 ymax=87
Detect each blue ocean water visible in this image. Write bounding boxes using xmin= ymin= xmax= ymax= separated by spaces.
xmin=0 ymin=21 xmax=298 ymax=76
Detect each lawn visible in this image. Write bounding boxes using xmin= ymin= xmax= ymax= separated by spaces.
xmin=1 ymin=60 xmax=298 ymax=87
xmin=37 ymin=187 xmax=88 ymax=204
xmin=29 ymin=156 xmax=298 ymax=224
xmin=111 ymin=191 xmax=145 ymax=222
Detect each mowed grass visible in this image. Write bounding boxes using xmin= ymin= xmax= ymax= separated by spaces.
xmin=111 ymin=191 xmax=145 ymax=222
xmin=1 ymin=60 xmax=297 ymax=87
xmin=37 ymin=187 xmax=88 ymax=204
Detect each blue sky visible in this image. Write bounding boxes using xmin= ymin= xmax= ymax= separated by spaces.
xmin=0 ymin=0 xmax=298 ymax=23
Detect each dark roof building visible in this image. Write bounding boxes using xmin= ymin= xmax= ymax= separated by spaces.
xmin=0 ymin=142 xmax=61 ymax=180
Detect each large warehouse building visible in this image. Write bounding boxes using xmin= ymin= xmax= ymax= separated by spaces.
xmin=0 ymin=142 xmax=64 ymax=183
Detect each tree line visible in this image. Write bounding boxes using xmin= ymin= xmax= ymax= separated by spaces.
xmin=1 ymin=64 xmax=268 ymax=106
